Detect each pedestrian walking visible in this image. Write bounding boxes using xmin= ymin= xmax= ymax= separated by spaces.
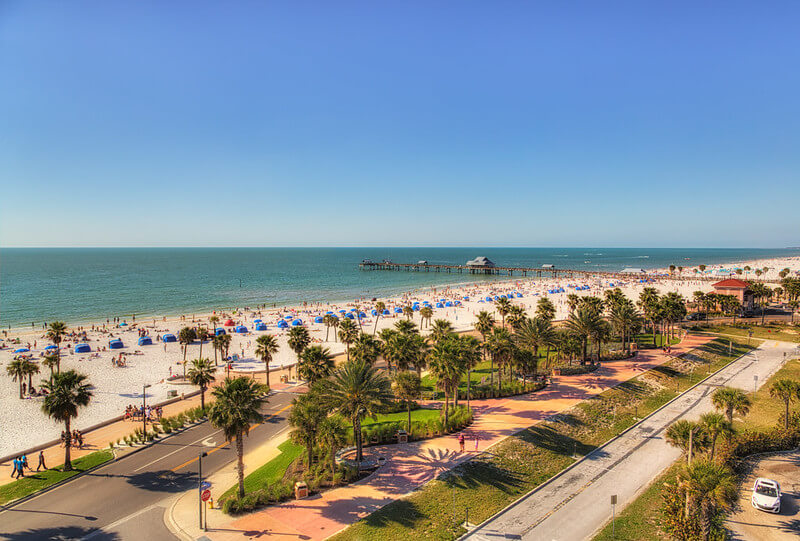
xmin=21 ymin=454 xmax=29 ymax=472
xmin=458 ymin=433 xmax=465 ymax=453
xmin=37 ymin=450 xmax=47 ymax=471
xmin=474 ymin=433 xmax=479 ymax=451
xmin=10 ymin=457 xmax=19 ymax=479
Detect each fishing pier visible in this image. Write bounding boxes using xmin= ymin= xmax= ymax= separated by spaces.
xmin=358 ymin=260 xmax=651 ymax=280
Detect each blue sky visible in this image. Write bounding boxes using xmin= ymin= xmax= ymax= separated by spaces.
xmin=1 ymin=1 xmax=799 ymax=247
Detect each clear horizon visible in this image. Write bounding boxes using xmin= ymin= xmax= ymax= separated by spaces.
xmin=2 ymin=1 xmax=799 ymax=248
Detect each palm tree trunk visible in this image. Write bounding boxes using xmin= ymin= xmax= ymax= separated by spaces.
xmin=466 ymin=369 xmax=471 ymax=409
xmin=264 ymin=360 xmax=270 ymax=389
xmin=355 ymin=417 xmax=363 ymax=463
xmin=407 ymin=403 xmax=412 ymax=432
xmin=443 ymin=391 xmax=450 ymax=426
xmin=236 ymin=431 xmax=245 ymax=498
xmin=64 ymin=418 xmax=73 ymax=471
xmin=490 ymin=358 xmax=495 ymax=397
xmin=18 ymin=381 xmax=23 ymax=399
xmin=373 ymin=316 xmax=380 ymax=336
xmin=199 ymin=339 xmax=203 ymax=361
xmin=200 ymin=388 xmax=205 ymax=410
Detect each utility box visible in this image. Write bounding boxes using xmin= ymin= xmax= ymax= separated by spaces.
xmin=294 ymin=481 xmax=308 ymax=500
xmin=396 ymin=430 xmax=408 ymax=444
xmin=167 ymin=390 xmax=178 ymax=398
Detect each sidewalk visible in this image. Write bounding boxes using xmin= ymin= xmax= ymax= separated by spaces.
xmin=170 ymin=334 xmax=712 ymax=541
xmin=0 ymin=364 xmax=297 ymax=487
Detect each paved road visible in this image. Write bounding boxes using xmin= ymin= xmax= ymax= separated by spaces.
xmin=0 ymin=390 xmax=297 ymax=541
xmin=464 ymin=340 xmax=797 ymax=541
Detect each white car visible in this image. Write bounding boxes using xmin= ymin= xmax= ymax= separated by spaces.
xmin=751 ymin=477 xmax=781 ymax=513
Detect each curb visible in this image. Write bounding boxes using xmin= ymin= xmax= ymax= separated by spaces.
xmin=457 ymin=341 xmax=755 ymax=539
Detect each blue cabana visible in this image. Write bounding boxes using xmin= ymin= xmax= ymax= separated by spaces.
xmin=162 ymin=333 xmax=177 ymax=342
xmin=284 ymin=316 xmax=293 ymax=320
xmin=314 ymin=316 xmax=324 ymax=323
xmin=138 ymin=336 xmax=153 ymax=346
xmin=292 ymin=319 xmax=303 ymax=326
xmin=463 ymin=296 xmax=470 ymax=301
xmin=215 ymin=328 xmax=226 ymax=336
xmin=516 ymin=293 xmax=523 ymax=298
xmin=445 ymin=301 xmax=453 ymax=307
xmin=326 ymin=311 xmax=334 ymax=315
xmin=74 ymin=343 xmax=91 ymax=353
xmin=255 ymin=323 xmax=268 ymax=331
xmin=235 ymin=325 xmax=248 ymax=333
xmin=358 ymin=312 xmax=367 ymax=318
xmin=253 ymin=319 xmax=262 ymax=323
xmin=277 ymin=320 xmax=289 ymax=329
xmin=109 ymin=339 xmax=124 ymax=349
xmin=119 ymin=322 xmax=128 ymax=327
xmin=454 ymin=300 xmax=462 ymax=306
xmin=13 ymin=348 xmax=29 ymax=353
xmin=349 ymin=308 xmax=357 ymax=312
xmin=338 ymin=309 xmax=346 ymax=314
xmin=345 ymin=313 xmax=355 ymax=319
xmin=371 ymin=309 xmax=378 ymax=316
xmin=45 ymin=345 xmax=58 ymax=350
xmin=485 ymin=296 xmax=492 ymax=302
xmin=436 ymin=302 xmax=444 ymax=308
xmin=413 ymin=305 xmax=420 ymax=311
xmin=382 ymin=309 xmax=391 ymax=315
xmin=394 ymin=307 xmax=403 ymax=313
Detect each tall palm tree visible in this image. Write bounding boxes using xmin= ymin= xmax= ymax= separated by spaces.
xmin=318 ymin=414 xmax=348 ymax=476
xmin=420 ymin=306 xmax=433 ymax=329
xmin=403 ymin=305 xmax=414 ymax=320
xmin=458 ymin=334 xmax=482 ymax=407
xmin=7 ymin=358 xmax=27 ymax=398
xmin=380 ymin=330 xmax=419 ymax=373
xmin=209 ymin=315 xmax=219 ymax=333
xmin=427 ymin=337 xmax=465 ymax=424
xmin=699 ymin=412 xmax=733 ymax=462
xmin=318 ymin=359 xmax=392 ymax=463
xmin=494 ymin=297 xmax=512 ymax=329
xmin=209 ymin=377 xmax=267 ymax=498
xmin=393 ymin=371 xmax=422 ymax=431
xmin=536 ymin=297 xmax=556 ymax=322
xmin=289 ymin=392 xmax=326 ymax=467
xmin=666 ymin=419 xmax=707 ymax=464
xmin=677 ymin=460 xmax=737 ymax=541
xmin=711 ymin=387 xmax=751 ymax=424
xmin=788 ymin=299 xmax=799 ymax=324
xmin=474 ymin=310 xmax=495 ymax=368
xmin=24 ymin=359 xmax=40 ymax=391
xmin=429 ymin=319 xmax=454 ymax=344
xmin=486 ymin=327 xmax=514 ymax=396
xmin=372 ymin=301 xmax=386 ymax=335
xmin=769 ymin=379 xmax=799 ymax=429
xmin=42 ymin=353 xmax=59 ymax=380
xmin=41 ymin=370 xmax=92 ymax=471
xmin=638 ymin=287 xmax=661 ymax=345
xmin=254 ymin=334 xmax=279 ymax=389
xmin=178 ymin=327 xmax=196 ymax=368
xmin=505 ymin=305 xmax=526 ymax=331
xmin=287 ymin=326 xmax=311 ymax=380
xmin=393 ymin=319 xmax=418 ymax=335
xmin=187 ymin=358 xmax=216 ymax=410
xmin=563 ymin=307 xmax=602 ymax=364
xmin=609 ymin=299 xmax=642 ymax=353
xmin=211 ymin=334 xmax=224 ymax=366
xmin=217 ymin=333 xmax=232 ymax=365
xmin=323 ymin=314 xmax=337 ymax=342
xmin=566 ymin=293 xmax=580 ymax=314
xmin=46 ymin=321 xmax=68 ymax=372
xmin=338 ymin=319 xmax=359 ymax=361
xmin=298 ymin=345 xmax=335 ymax=385
xmin=351 ymin=332 xmax=381 ymax=365
xmin=196 ymin=328 xmax=209 ymax=361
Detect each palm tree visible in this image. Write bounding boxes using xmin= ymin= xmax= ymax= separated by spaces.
xmin=323 ymin=314 xmax=337 ymax=342
xmin=380 ymin=330 xmax=419 ymax=373
xmin=318 ymin=414 xmax=348 ymax=476
xmin=486 ymin=327 xmax=514 ymax=396
xmin=42 ymin=353 xmax=59 ymax=380
xmin=289 ymin=393 xmax=326 ymax=467
xmin=474 ymin=310 xmax=495 ymax=361
xmin=187 ymin=358 xmax=216 ymax=410
xmin=393 ymin=319 xmax=418 ymax=335
xmin=769 ymin=379 xmax=799 ymax=430
xmin=298 ymin=345 xmax=335 ymax=384
xmin=638 ymin=287 xmax=661 ymax=345
xmin=178 ymin=327 xmax=196 ymax=369
xmin=420 ymin=306 xmax=433 ymax=329
xmin=666 ymin=420 xmax=707 ymax=464
xmin=41 ymin=370 xmax=92 ymax=471
xmin=699 ymin=412 xmax=733 ymax=462
xmin=318 ymin=359 xmax=392 ymax=463
xmin=46 ymin=321 xmax=68 ymax=372
xmin=505 ymin=305 xmax=526 ymax=331
xmin=7 ymin=358 xmax=27 ymax=398
xmin=211 ymin=334 xmax=224 ymax=366
xmin=372 ymin=301 xmax=386 ymax=335
xmin=351 ymin=333 xmax=381 ymax=365
xmin=428 ymin=337 xmax=465 ymax=425
xmin=393 ymin=371 xmax=422 ymax=431
xmin=403 ymin=305 xmax=414 ymax=320
xmin=536 ymin=297 xmax=556 ymax=322
xmin=209 ymin=315 xmax=219 ymax=333
xmin=287 ymin=326 xmax=311 ymax=380
xmin=24 ymin=359 xmax=40 ymax=391
xmin=677 ymin=460 xmax=737 ymax=541
xmin=458 ymin=335 xmax=482 ymax=407
xmin=788 ymin=299 xmax=799 ymax=324
xmin=338 ymin=319 xmax=359 ymax=360
xmin=563 ymin=307 xmax=602 ymax=364
xmin=208 ymin=377 xmax=267 ymax=498
xmin=254 ymin=334 xmax=279 ymax=388
xmin=494 ymin=297 xmax=512 ymax=329
xmin=216 ymin=333 xmax=232 ymax=366
xmin=610 ymin=299 xmax=642 ymax=353
xmin=711 ymin=386 xmax=751 ymax=424
xmin=429 ymin=319 xmax=454 ymax=344
xmin=196 ymin=328 xmax=209 ymax=361
xmin=566 ymin=293 xmax=580 ymax=314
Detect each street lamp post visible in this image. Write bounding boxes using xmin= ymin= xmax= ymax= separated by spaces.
xmin=142 ymin=384 xmax=152 ymax=437
xmin=199 ymin=451 xmax=208 ymax=530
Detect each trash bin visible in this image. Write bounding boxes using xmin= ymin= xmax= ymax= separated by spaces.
xmin=294 ymin=481 xmax=308 ymax=499
xmin=396 ymin=429 xmax=408 ymax=444
xmin=167 ymin=390 xmax=178 ymax=398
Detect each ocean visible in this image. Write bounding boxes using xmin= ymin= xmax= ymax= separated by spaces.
xmin=1 ymin=247 xmax=797 ymax=328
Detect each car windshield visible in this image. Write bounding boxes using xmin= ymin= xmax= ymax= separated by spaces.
xmin=756 ymin=485 xmax=777 ymax=497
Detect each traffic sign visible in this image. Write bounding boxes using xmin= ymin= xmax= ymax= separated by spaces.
xmin=201 ymin=489 xmax=211 ymax=502
xmin=200 ymin=481 xmax=212 ymax=490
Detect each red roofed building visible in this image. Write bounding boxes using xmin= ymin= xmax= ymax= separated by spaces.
xmin=712 ymin=279 xmax=754 ymax=311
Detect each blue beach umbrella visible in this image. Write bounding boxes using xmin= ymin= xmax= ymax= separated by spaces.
xmin=436 ymin=303 xmax=444 ymax=308
xmin=292 ymin=319 xmax=303 ymax=326
xmin=162 ymin=333 xmax=177 ymax=342
xmin=215 ymin=328 xmax=226 ymax=336
xmin=371 ymin=309 xmax=378 ymax=316
xmin=118 ymin=322 xmax=128 ymax=327
xmin=314 ymin=316 xmax=324 ymax=323
xmin=74 ymin=343 xmax=91 ymax=353
xmin=345 ymin=313 xmax=355 ymax=319
xmin=255 ymin=323 xmax=268 ymax=331
xmin=382 ymin=309 xmax=390 ymax=315
xmin=358 ymin=312 xmax=367 ymax=318
xmin=394 ymin=307 xmax=403 ymax=313
xmin=45 ymin=345 xmax=58 ymax=350
xmin=138 ymin=336 xmax=152 ymax=346
xmin=253 ymin=319 xmax=262 ymax=323
xmin=277 ymin=320 xmax=289 ymax=329
xmin=445 ymin=301 xmax=453 ymax=307
xmin=235 ymin=325 xmax=248 ymax=333
xmin=13 ymin=348 xmax=29 ymax=353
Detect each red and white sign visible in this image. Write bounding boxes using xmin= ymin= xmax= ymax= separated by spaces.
xmin=201 ymin=489 xmax=211 ymax=502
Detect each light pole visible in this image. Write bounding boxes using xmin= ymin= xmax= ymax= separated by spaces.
xmin=142 ymin=384 xmax=152 ymax=437
xmin=199 ymin=451 xmax=208 ymax=530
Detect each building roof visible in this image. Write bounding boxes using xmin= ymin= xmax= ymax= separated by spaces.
xmin=466 ymin=256 xmax=495 ymax=267
xmin=713 ymin=279 xmax=751 ymax=289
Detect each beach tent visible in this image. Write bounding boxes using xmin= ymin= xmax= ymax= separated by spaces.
xmin=235 ymin=325 xmax=248 ymax=333
xmin=338 ymin=310 xmax=347 ymax=314
xmin=109 ymin=339 xmax=124 ymax=349
xmin=253 ymin=319 xmax=262 ymax=323
xmin=371 ymin=309 xmax=378 ymax=316
xmin=326 ymin=311 xmax=334 ymax=315
xmin=215 ymin=328 xmax=226 ymax=336
xmin=118 ymin=322 xmax=128 ymax=327
xmin=255 ymin=323 xmax=268 ymax=331
xmin=349 ymin=308 xmax=357 ymax=312
xmin=277 ymin=320 xmax=289 ymax=329
xmin=413 ymin=306 xmax=420 ymax=311
xmin=314 ymin=316 xmax=324 ymax=323
xmin=224 ymin=319 xmax=235 ymax=326
xmin=345 ymin=313 xmax=355 ymax=319
xmin=394 ymin=307 xmax=403 ymax=313
xmin=485 ymin=296 xmax=492 ymax=302
xmin=358 ymin=312 xmax=367 ymax=318
xmin=516 ymin=293 xmax=523 ymax=298
xmin=436 ymin=302 xmax=444 ymax=308
xmin=292 ymin=319 xmax=303 ymax=326
xmin=74 ymin=343 xmax=91 ymax=353
xmin=162 ymin=333 xmax=177 ymax=342
xmin=445 ymin=302 xmax=453 ymax=307
xmin=138 ymin=336 xmax=153 ymax=346
xmin=13 ymin=348 xmax=29 ymax=353
xmin=284 ymin=316 xmax=293 ymax=320
xmin=463 ymin=296 xmax=470 ymax=301
xmin=382 ymin=309 xmax=391 ymax=315
xmin=45 ymin=345 xmax=58 ymax=350
xmin=493 ymin=296 xmax=500 ymax=300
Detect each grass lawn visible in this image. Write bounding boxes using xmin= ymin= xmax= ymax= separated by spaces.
xmin=592 ymin=353 xmax=800 ymax=540
xmin=221 ymin=440 xmax=303 ymax=500
xmin=360 ymin=409 xmax=441 ymax=428
xmin=0 ymin=450 xmax=113 ymax=506
xmin=634 ymin=332 xmax=681 ymax=348
xmin=692 ymin=323 xmax=800 ymax=343
xmin=331 ymin=336 xmax=757 ymax=541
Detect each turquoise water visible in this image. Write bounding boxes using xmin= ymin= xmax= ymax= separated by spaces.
xmin=2 ymin=247 xmax=797 ymax=327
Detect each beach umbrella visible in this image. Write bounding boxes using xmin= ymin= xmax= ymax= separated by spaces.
xmin=436 ymin=303 xmax=444 ymax=308
xmin=224 ymin=319 xmax=235 ymax=326
xmin=138 ymin=336 xmax=153 ymax=346
xmin=371 ymin=309 xmax=378 ymax=316
xmin=349 ymin=308 xmax=357 ymax=312
xmin=291 ymin=319 xmax=303 ymax=326
xmin=394 ymin=307 xmax=403 ymax=313
xmin=445 ymin=302 xmax=453 ymax=307
xmin=326 ymin=311 xmax=334 ymax=315
xmin=215 ymin=328 xmax=226 ymax=336
xmin=118 ymin=322 xmax=128 ymax=327
xmin=74 ymin=343 xmax=91 ymax=353
xmin=338 ymin=309 xmax=347 ymax=314
xmin=13 ymin=348 xmax=30 ymax=353
xmin=255 ymin=323 xmax=268 ymax=331
xmin=162 ymin=333 xmax=177 ymax=342
xmin=45 ymin=345 xmax=58 ymax=350
xmin=516 ymin=293 xmax=523 ymax=298
xmin=109 ymin=340 xmax=124 ymax=349
xmin=485 ymin=296 xmax=492 ymax=302
xmin=413 ymin=306 xmax=420 ymax=311
xmin=235 ymin=325 xmax=248 ymax=333
xmin=382 ymin=309 xmax=390 ymax=315
xmin=314 ymin=316 xmax=324 ymax=323
xmin=277 ymin=320 xmax=289 ymax=328
xmin=345 ymin=313 xmax=355 ymax=319
xmin=253 ymin=319 xmax=262 ymax=323
xmin=358 ymin=312 xmax=367 ymax=318
xmin=463 ymin=296 xmax=470 ymax=301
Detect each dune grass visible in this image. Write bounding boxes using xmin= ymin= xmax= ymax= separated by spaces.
xmin=0 ymin=450 xmax=113 ymax=505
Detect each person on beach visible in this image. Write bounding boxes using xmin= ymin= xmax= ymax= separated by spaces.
xmin=474 ymin=434 xmax=479 ymax=451
xmin=458 ymin=433 xmax=465 ymax=452
xmin=11 ymin=457 xmax=20 ymax=479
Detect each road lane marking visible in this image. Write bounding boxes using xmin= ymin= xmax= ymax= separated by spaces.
xmin=81 ymin=504 xmax=162 ymax=540
xmin=133 ymin=429 xmax=224 ymax=472
xmin=169 ymin=403 xmax=292 ymax=473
